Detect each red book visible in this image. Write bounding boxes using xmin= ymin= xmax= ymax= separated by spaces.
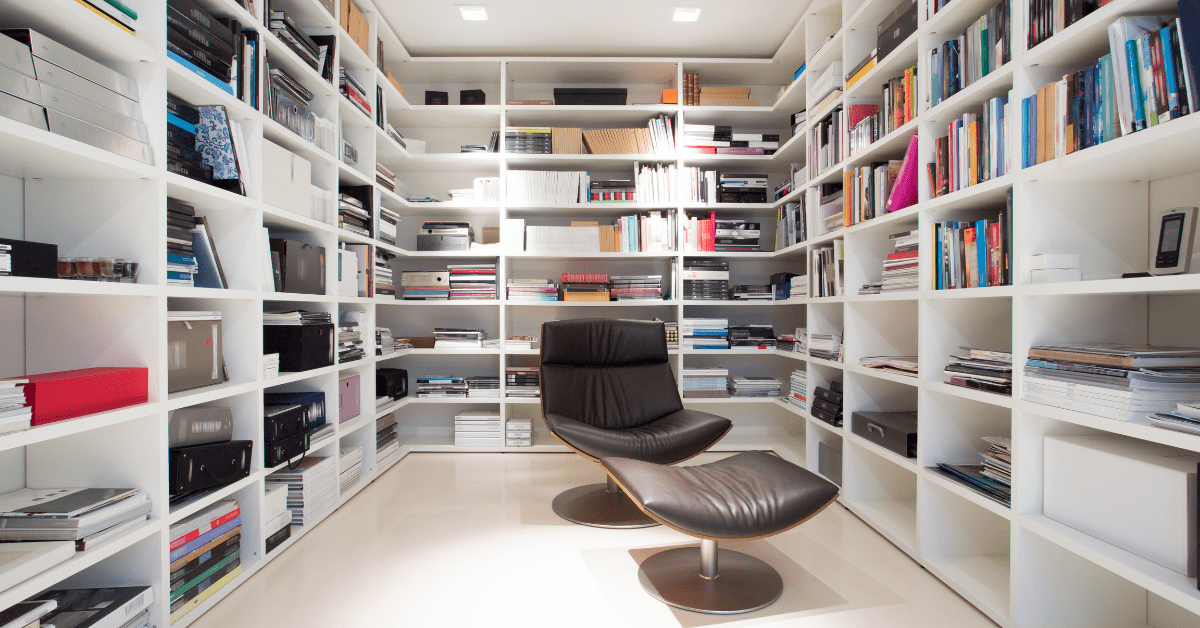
xmin=170 ymin=506 xmax=241 ymax=551
xmin=8 ymin=367 xmax=148 ymax=426
xmin=684 ymin=146 xmax=717 ymax=154
xmin=562 ymin=273 xmax=609 ymax=283
xmin=847 ymin=104 xmax=880 ymax=128
xmin=886 ymin=250 xmax=919 ymax=261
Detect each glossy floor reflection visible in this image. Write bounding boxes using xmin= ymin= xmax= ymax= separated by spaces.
xmin=190 ymin=453 xmax=999 ymax=628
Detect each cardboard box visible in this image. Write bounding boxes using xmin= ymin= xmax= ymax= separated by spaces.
xmin=384 ymin=71 xmax=405 ymax=97
xmin=1045 ymin=434 xmax=1200 ymax=576
xmin=341 ymin=0 xmax=370 ymax=56
xmin=262 ymin=139 xmax=312 ymax=216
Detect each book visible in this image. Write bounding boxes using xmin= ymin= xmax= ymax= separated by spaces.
xmin=1027 ymin=345 xmax=1200 ymax=368
xmin=33 ymin=587 xmax=153 ymax=628
xmin=0 ymin=601 xmax=57 ymax=628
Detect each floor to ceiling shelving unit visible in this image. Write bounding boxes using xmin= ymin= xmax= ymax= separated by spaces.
xmin=2 ymin=0 xmax=1200 ymax=626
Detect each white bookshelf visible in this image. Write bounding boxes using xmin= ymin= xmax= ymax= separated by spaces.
xmin=0 ymin=0 xmax=1199 ymax=626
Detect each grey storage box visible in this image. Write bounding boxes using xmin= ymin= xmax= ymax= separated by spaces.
xmin=417 ymin=234 xmax=470 ymax=251
xmin=851 ymin=411 xmax=917 ymax=458
xmin=167 ymin=315 xmax=228 ymax=393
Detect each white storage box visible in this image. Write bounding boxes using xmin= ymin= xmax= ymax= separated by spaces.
xmin=1044 ymin=434 xmax=1199 ymax=576
xmin=1029 ymin=253 xmax=1080 ymax=270
xmin=1031 ymin=268 xmax=1082 ymax=283
xmin=262 ymin=139 xmax=312 ymax=216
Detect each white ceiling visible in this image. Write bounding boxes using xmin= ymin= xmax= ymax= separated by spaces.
xmin=375 ymin=0 xmax=810 ymax=59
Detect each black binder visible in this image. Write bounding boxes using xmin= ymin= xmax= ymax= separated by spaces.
xmin=168 ymin=440 xmax=252 ymax=496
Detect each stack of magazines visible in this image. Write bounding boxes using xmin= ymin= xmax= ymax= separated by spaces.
xmin=1148 ymin=403 xmax=1200 ymax=435
xmin=433 ymin=328 xmax=485 ymax=350
xmin=0 ymin=487 xmax=152 ymax=551
xmin=860 ymin=356 xmax=918 ymax=377
xmin=1022 ymin=344 xmax=1200 ymax=422
xmin=945 ymin=347 xmax=1012 ymax=395
xmin=264 ymin=310 xmax=332 ymax=325
xmin=931 ymin=436 xmax=1012 ymax=507
xmin=809 ymin=333 xmax=841 ymax=361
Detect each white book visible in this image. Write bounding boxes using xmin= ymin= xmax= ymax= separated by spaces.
xmin=0 ymin=541 xmax=75 ymax=592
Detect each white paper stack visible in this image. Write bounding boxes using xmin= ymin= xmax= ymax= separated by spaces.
xmin=339 ymin=447 xmax=362 ymax=495
xmin=266 ymin=456 xmax=338 ymax=526
xmin=455 ymin=409 xmax=502 ymax=447
xmin=262 ymin=354 xmax=280 ymax=379
xmin=506 ymin=417 xmax=532 ymax=447
xmin=0 ymin=380 xmax=31 ymax=435
xmin=262 ymin=483 xmax=291 ymax=539
xmin=1029 ymin=253 xmax=1081 ymax=283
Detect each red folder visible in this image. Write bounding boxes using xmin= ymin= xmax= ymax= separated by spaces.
xmin=8 ymin=367 xmax=149 ymax=425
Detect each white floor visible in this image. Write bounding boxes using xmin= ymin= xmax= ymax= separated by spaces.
xmin=191 ymin=453 xmax=999 ymax=628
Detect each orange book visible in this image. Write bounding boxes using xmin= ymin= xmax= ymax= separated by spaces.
xmin=1036 ymin=85 xmax=1048 ymax=164
xmin=903 ymin=68 xmax=913 ymax=124
xmin=969 ymin=120 xmax=978 ymax=184
xmin=662 ymin=88 xmax=678 ymax=104
xmin=843 ymin=170 xmax=854 ymax=227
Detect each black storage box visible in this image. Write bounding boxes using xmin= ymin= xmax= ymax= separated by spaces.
xmin=265 ymin=523 xmax=291 ymax=554
xmin=264 ymin=323 xmax=335 ymax=372
xmin=269 ymin=238 xmax=325 ymax=295
xmin=811 ymin=405 xmax=842 ymax=428
xmin=814 ymin=385 xmax=843 ymax=405
xmin=425 ymin=90 xmax=448 ymax=105
xmin=460 ymin=89 xmax=485 ymax=105
xmin=168 ymin=440 xmax=253 ymax=496
xmin=265 ymin=430 xmax=310 ymax=467
xmin=877 ymin=0 xmax=918 ymax=62
xmin=813 ymin=395 xmax=841 ymax=416
xmin=0 ymin=237 xmax=57 ymax=278
xmin=852 ymin=411 xmax=917 ymax=457
xmin=416 ymin=234 xmax=471 ymax=251
xmin=264 ymin=391 xmax=326 ymax=429
xmin=264 ymin=404 xmax=307 ymax=444
xmin=377 ymin=368 xmax=408 ymax=400
xmin=553 ymin=88 xmax=627 ymax=106
xmin=717 ymin=188 xmax=768 ymax=204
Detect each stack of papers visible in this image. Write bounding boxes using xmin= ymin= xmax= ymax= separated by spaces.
xmin=729 ymin=376 xmax=782 ymax=397
xmin=945 ymin=347 xmax=1012 ymax=395
xmin=860 ymin=356 xmax=918 ymax=377
xmin=682 ymin=367 xmax=729 ymax=398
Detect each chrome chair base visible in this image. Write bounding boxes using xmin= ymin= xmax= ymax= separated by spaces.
xmin=551 ymin=478 xmax=659 ymax=529
xmin=637 ymin=541 xmax=783 ymax=614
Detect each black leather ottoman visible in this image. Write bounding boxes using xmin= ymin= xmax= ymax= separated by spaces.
xmin=601 ymin=450 xmax=840 ymax=614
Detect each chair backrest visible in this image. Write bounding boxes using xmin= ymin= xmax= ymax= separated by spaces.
xmin=540 ymin=319 xmax=683 ymax=430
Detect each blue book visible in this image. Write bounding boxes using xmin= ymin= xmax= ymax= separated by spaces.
xmin=793 ymin=63 xmax=805 ymax=81
xmin=170 ymin=517 xmax=241 ymax=563
xmin=1127 ymin=40 xmax=1147 ymax=131
xmin=1161 ymin=26 xmax=1181 ymax=119
xmin=167 ymin=113 xmax=195 ymax=135
xmin=975 ymin=219 xmax=988 ymax=288
xmin=936 ymin=224 xmax=944 ymax=290
xmin=167 ymin=270 xmax=195 ymax=281
xmin=167 ymin=49 xmax=234 ymax=96
xmin=167 ymin=253 xmax=196 ymax=266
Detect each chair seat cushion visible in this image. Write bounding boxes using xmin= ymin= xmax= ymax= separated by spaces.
xmin=545 ymin=408 xmax=731 ymax=465
xmin=601 ymin=451 xmax=840 ymax=540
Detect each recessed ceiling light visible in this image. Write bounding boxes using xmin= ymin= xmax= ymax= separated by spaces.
xmin=673 ymin=7 xmax=702 ymax=22
xmin=458 ymin=5 xmax=489 ymax=21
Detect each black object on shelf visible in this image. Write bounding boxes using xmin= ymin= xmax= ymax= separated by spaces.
xmin=168 ymin=440 xmax=253 ymax=496
xmin=852 ymin=411 xmax=918 ymax=458
xmin=460 ymin=89 xmax=485 ymax=105
xmin=876 ymin=0 xmax=918 ymax=62
xmin=264 ymin=323 xmax=335 ymax=372
xmin=269 ymin=238 xmax=325 ymax=295
xmin=553 ymin=87 xmax=627 ymax=105
xmin=425 ymin=90 xmax=449 ymax=105
xmin=0 ymin=237 xmax=57 ymax=278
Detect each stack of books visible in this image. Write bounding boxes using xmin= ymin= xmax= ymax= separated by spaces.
xmin=610 ymin=275 xmax=663 ymax=300
xmin=338 ymin=313 xmax=364 ymax=363
xmin=339 ymin=67 xmax=371 ymax=117
xmin=682 ymin=367 xmax=730 ymax=398
xmin=505 ymin=367 xmax=540 ymax=398
xmin=879 ymin=229 xmax=919 ymax=292
xmin=682 ymin=259 xmax=729 ymax=300
xmin=168 ymin=500 xmax=239 ymax=621
xmin=681 ymin=125 xmax=778 ymax=155
xmin=417 ymin=377 xmax=468 ymax=398
xmin=731 ymin=285 xmax=772 ymax=301
xmin=728 ymin=325 xmax=776 ymax=349
xmin=0 ymin=487 xmax=152 ymax=552
xmin=931 ymin=1 xmax=1010 ymax=105
xmin=1148 ymin=403 xmax=1200 ymax=435
xmin=455 ymin=409 xmax=502 ymax=447
xmin=449 ymin=264 xmax=498 ymax=300
xmin=788 ymin=369 xmax=807 ymax=409
xmin=790 ymin=275 xmax=809 ymax=299
xmin=402 ymin=271 xmax=449 ymax=300
xmin=506 ymin=170 xmax=589 ymax=204
xmin=809 ymin=334 xmax=842 ymax=361
xmin=266 ymin=456 xmax=338 ymax=526
xmin=946 ymin=347 xmax=1013 ymax=395
xmin=376 ymin=328 xmax=395 ymax=356
xmin=771 ymin=272 xmax=800 ymax=300
xmin=790 ymin=110 xmax=808 ymax=137
xmin=338 ymin=193 xmax=371 ymax=237
xmin=376 ymin=164 xmax=396 ymax=195
xmin=561 ymin=272 xmax=610 ymax=302
xmin=167 ymin=198 xmax=199 ymax=287
xmin=433 ymin=328 xmax=485 ymax=350
xmin=263 ymin=483 xmax=291 ymax=556
xmin=269 ymin=10 xmax=324 ymax=74
xmin=776 ymin=201 xmax=808 ymax=249
xmin=729 ymin=376 xmax=782 ymax=398
xmin=861 ymin=356 xmax=919 ymax=377
xmin=932 ymin=437 xmax=1013 ymax=507
xmin=467 ymin=376 xmax=501 ymax=398
xmin=166 ymin=94 xmax=212 ymax=185
xmin=810 ymin=63 xmax=844 ymax=117
xmin=169 ymin=0 xmax=257 ymax=103
xmin=505 ymin=336 xmax=536 ymax=350
xmin=1022 ymin=344 xmax=1200 ymax=421
xmin=505 ymin=127 xmax=552 ymax=154
xmin=777 ymin=328 xmax=805 ymax=352
xmin=585 ymin=180 xmax=631 ymax=204
xmin=507 ymin=278 xmax=558 ymax=301
xmin=935 ymin=208 xmax=1013 ymax=289
xmin=506 ymin=418 xmax=533 ymax=447
xmin=712 ymin=219 xmax=760 ymax=252
xmin=681 ymin=318 xmax=729 ymax=350
xmin=376 ymin=416 xmax=400 ymax=468
xmin=339 ymin=447 xmax=362 ymax=495
xmin=375 ymin=249 xmax=396 ymax=299
xmin=0 ymin=380 xmax=31 ymax=434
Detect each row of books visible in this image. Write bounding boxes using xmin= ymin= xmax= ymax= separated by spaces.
xmin=681 ymin=215 xmax=761 ymax=252
xmin=338 ymin=189 xmax=372 ymax=237
xmin=811 ymin=242 xmax=844 ymax=297
xmin=788 ymin=369 xmax=807 ymax=410
xmin=928 ymin=0 xmax=1012 ymax=108
xmin=934 ymin=208 xmax=1013 ymax=290
xmin=1022 ymin=15 xmax=1197 ymax=168
xmin=506 ymin=170 xmax=588 ymax=204
xmin=168 ymin=0 xmax=258 ymax=107
xmin=930 ymin=97 xmax=1010 ymax=196
xmin=1027 ymin=0 xmax=1099 ymax=49
xmin=841 ymin=159 xmax=902 ymax=228
xmin=809 ymin=106 xmax=843 ymax=177
xmin=524 ymin=213 xmax=675 ymax=253
xmin=170 ymin=498 xmax=240 ymax=621
xmin=167 ymin=94 xmax=252 ymax=195
xmin=680 ymin=75 xmax=762 ymax=106
xmin=400 ymin=264 xmax=498 ymax=300
xmin=775 ymin=201 xmax=808 ymax=249
xmin=680 ymin=368 xmax=782 ymax=398
xmin=340 ymin=67 xmax=371 ymax=117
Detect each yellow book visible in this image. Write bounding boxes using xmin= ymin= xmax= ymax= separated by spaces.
xmin=843 ymin=170 xmax=853 ymax=227
xmin=845 ymin=58 xmax=876 ymax=89
xmin=74 ymin=0 xmax=134 ymax=36
xmin=170 ymin=564 xmax=244 ymax=624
